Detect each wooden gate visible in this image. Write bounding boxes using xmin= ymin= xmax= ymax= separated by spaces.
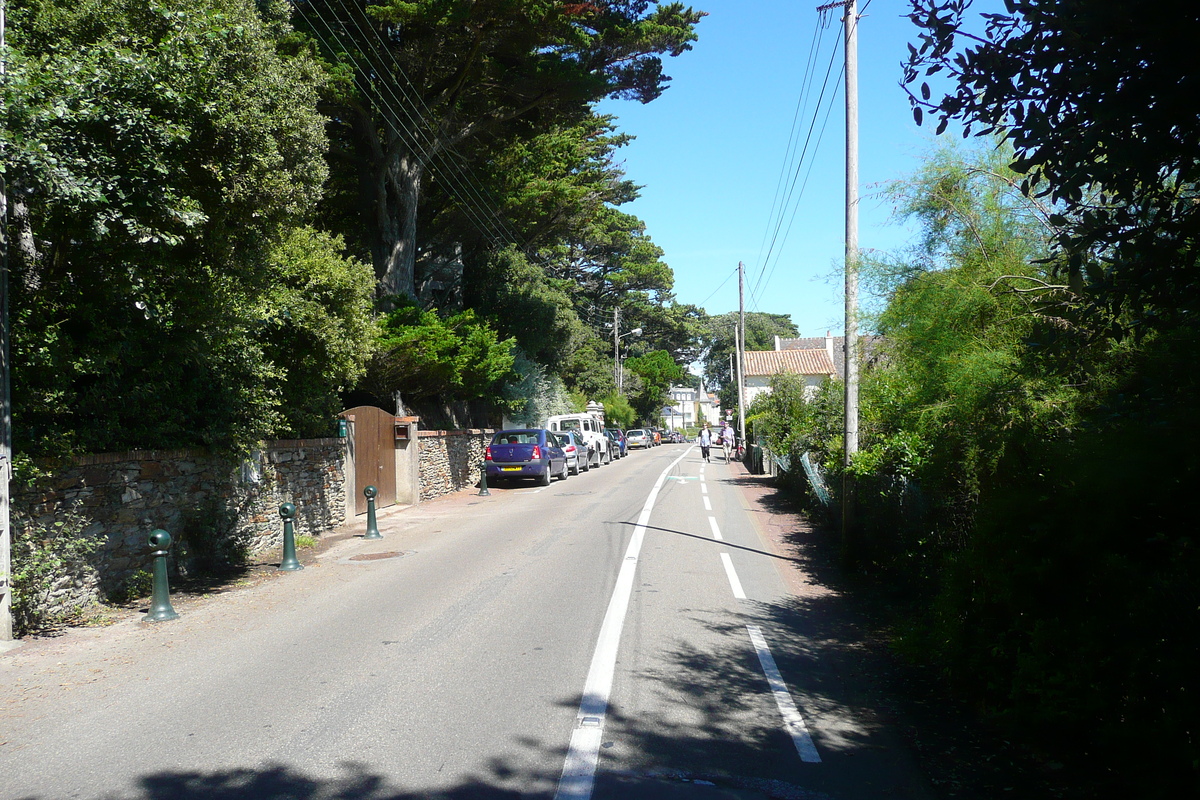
xmin=344 ymin=406 xmax=397 ymax=514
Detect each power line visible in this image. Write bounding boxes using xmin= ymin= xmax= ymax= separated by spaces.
xmin=293 ymin=1 xmax=519 ymax=250
xmin=749 ymin=12 xmax=843 ymax=309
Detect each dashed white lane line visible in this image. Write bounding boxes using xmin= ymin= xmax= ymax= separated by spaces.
xmin=702 ymin=495 xmax=712 ymax=511
xmin=720 ymin=553 xmax=746 ymax=599
xmin=746 ymin=625 xmax=822 ymax=763
xmin=555 ymin=447 xmax=694 ymax=800
xmin=708 ymin=516 xmax=723 ymax=540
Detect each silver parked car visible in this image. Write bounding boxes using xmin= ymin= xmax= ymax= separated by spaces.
xmin=558 ymin=430 xmax=590 ymax=475
xmin=626 ymin=429 xmax=650 ymax=449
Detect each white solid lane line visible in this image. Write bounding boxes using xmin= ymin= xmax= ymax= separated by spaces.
xmin=708 ymin=516 xmax=723 ymax=540
xmin=720 ymin=553 xmax=747 ymax=599
xmin=554 ymin=447 xmax=694 ymax=800
xmin=746 ymin=625 xmax=822 ymax=763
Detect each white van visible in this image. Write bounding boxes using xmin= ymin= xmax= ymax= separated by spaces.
xmin=546 ymin=413 xmax=610 ymax=467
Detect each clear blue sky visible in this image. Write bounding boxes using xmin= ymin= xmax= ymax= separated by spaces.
xmin=597 ymin=0 xmax=1001 ymax=338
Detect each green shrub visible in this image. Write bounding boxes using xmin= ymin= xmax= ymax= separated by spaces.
xmin=11 ymin=512 xmax=101 ymax=635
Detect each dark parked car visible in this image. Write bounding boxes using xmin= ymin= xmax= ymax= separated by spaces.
xmin=604 ymin=429 xmax=625 ymax=459
xmin=605 ymin=428 xmax=627 ymax=457
xmin=486 ymin=429 xmax=568 ymax=486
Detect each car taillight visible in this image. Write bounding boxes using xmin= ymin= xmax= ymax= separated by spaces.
xmin=532 ymin=445 xmax=542 ymax=460
xmin=485 ymin=447 xmax=493 ymax=461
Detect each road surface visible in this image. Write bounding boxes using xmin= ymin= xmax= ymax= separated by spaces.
xmin=0 ymin=444 xmax=931 ymax=800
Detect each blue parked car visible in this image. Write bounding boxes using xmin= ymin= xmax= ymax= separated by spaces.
xmin=486 ymin=429 xmax=568 ymax=486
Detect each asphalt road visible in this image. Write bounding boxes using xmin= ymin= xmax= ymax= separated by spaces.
xmin=0 ymin=444 xmax=932 ymax=800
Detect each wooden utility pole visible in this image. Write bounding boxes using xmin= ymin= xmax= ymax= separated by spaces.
xmin=1 ymin=0 xmax=13 ymax=640
xmin=737 ymin=261 xmax=746 ymax=445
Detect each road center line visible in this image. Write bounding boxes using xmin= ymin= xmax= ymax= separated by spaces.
xmin=555 ymin=447 xmax=693 ymax=800
xmin=746 ymin=625 xmax=822 ymax=763
xmin=703 ymin=495 xmax=712 ymax=511
xmin=720 ymin=553 xmax=746 ymax=599
xmin=708 ymin=516 xmax=723 ymax=540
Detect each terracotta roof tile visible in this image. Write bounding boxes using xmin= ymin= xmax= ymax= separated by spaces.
xmin=743 ymin=349 xmax=836 ymax=377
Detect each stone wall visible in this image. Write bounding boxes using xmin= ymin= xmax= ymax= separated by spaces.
xmin=11 ymin=439 xmax=347 ymax=613
xmin=418 ymin=429 xmax=493 ymax=502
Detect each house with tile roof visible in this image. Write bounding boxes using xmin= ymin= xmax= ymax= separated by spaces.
xmin=742 ymin=332 xmax=887 ymax=407
xmin=743 ymin=348 xmax=837 ymax=406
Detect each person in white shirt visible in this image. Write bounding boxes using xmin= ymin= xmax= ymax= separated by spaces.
xmin=721 ymin=422 xmax=735 ymax=462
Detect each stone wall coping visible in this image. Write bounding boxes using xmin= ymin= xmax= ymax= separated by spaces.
xmin=418 ymin=429 xmax=495 ymax=438
xmin=266 ymin=438 xmax=344 ymax=448
xmin=42 ymin=438 xmax=344 ymax=467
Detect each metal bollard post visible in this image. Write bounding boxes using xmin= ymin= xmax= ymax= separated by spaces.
xmin=363 ymin=485 xmax=382 ymax=539
xmin=478 ymin=460 xmax=490 ymax=496
xmin=146 ymin=529 xmax=179 ymax=622
xmin=278 ymin=503 xmax=303 ymax=571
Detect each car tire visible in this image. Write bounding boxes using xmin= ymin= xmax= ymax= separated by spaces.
xmin=539 ymin=466 xmax=552 ymax=486
xmin=558 ymin=461 xmax=569 ymax=481
xmin=570 ymin=460 xmax=579 ymax=476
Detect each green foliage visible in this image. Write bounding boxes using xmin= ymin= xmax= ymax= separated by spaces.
xmin=305 ymin=0 xmax=705 ymax=298
xmin=500 ymin=350 xmax=576 ymax=427
xmin=599 ymin=393 xmax=636 ymax=430
xmin=367 ymin=299 xmax=516 ymax=403
xmin=625 ymin=349 xmax=685 ymax=422
xmin=4 ymin=0 xmax=364 ymax=455
xmin=261 ymin=227 xmax=379 ymax=437
xmin=473 ymin=247 xmax=582 ymax=369
xmin=11 ymin=512 xmax=101 ymax=635
xmin=904 ymin=0 xmax=1200 ymax=328
xmin=700 ymin=311 xmax=799 ymax=403
xmin=108 ymin=569 xmax=153 ymax=605
xmin=764 ymin=139 xmax=1200 ymax=790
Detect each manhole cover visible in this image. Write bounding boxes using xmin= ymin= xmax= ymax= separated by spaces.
xmin=350 ymin=551 xmax=402 ymax=561
xmin=338 ymin=550 xmax=414 ymax=565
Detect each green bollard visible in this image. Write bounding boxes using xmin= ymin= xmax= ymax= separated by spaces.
xmin=278 ymin=503 xmax=303 ymax=571
xmin=478 ymin=460 xmax=490 ymax=496
xmin=364 ymin=485 xmax=382 ymax=540
xmin=146 ymin=529 xmax=179 ymax=622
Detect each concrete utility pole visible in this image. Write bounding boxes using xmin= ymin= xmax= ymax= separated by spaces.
xmin=737 ymin=261 xmax=746 ymax=445
xmin=842 ymin=0 xmax=860 ymax=467
xmin=1 ymin=0 xmax=13 ymax=640
xmin=613 ymin=307 xmax=620 ymax=392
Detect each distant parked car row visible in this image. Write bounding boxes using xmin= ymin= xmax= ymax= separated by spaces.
xmin=483 ymin=424 xmax=679 ymax=486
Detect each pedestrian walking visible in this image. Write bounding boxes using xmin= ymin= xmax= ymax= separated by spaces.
xmin=721 ymin=421 xmax=735 ymax=463
xmin=698 ymin=425 xmax=712 ymax=462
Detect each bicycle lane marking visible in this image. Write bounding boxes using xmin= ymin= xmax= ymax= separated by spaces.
xmin=554 ymin=446 xmax=695 ymax=800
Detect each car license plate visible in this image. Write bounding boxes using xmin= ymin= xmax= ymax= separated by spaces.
xmin=501 ymin=466 xmax=522 ymax=472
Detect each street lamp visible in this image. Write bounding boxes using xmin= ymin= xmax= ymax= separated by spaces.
xmin=615 ymin=326 xmax=642 ymax=394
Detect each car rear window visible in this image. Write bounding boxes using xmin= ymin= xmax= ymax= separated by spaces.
xmin=492 ymin=432 xmax=539 ymax=445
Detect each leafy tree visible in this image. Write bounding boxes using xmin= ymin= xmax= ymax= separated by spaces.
xmin=3 ymin=0 xmax=351 ymax=453
xmin=365 ymin=301 xmax=515 ymax=403
xmin=624 ymin=348 xmax=684 ymax=421
xmin=297 ymin=0 xmax=705 ymax=299
xmin=699 ymin=311 xmax=799 ymax=408
xmin=904 ymin=0 xmax=1200 ymax=329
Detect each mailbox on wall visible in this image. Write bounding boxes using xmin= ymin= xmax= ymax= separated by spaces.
xmin=394 ymin=416 xmax=419 ymax=441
